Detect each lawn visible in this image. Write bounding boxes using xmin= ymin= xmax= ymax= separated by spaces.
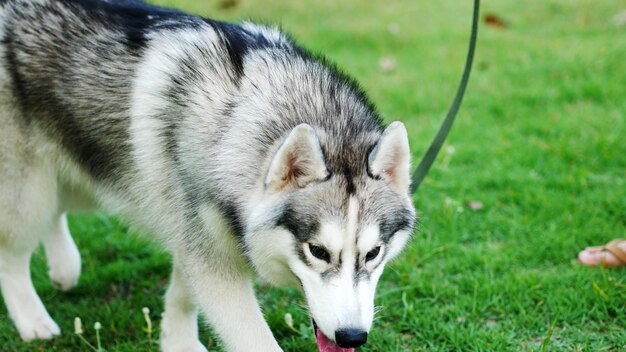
xmin=1 ymin=0 xmax=625 ymax=351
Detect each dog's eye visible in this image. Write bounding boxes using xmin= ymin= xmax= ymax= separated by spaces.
xmin=365 ymin=246 xmax=381 ymax=262
xmin=308 ymin=243 xmax=331 ymax=263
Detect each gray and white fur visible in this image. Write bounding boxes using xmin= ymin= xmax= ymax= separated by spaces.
xmin=0 ymin=0 xmax=416 ymax=350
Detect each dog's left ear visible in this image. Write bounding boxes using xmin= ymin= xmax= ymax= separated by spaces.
xmin=368 ymin=121 xmax=411 ymax=193
xmin=265 ymin=124 xmax=328 ymax=192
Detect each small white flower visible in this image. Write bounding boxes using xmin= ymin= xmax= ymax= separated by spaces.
xmin=74 ymin=317 xmax=83 ymax=334
xmin=284 ymin=313 xmax=294 ymax=329
xmin=143 ymin=306 xmax=153 ymax=334
xmin=94 ymin=322 xmax=102 ymax=330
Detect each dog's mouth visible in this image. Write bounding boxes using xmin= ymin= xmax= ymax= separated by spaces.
xmin=312 ymin=320 xmax=355 ymax=352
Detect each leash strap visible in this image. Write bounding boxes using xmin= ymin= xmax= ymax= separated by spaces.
xmin=410 ymin=0 xmax=480 ymax=194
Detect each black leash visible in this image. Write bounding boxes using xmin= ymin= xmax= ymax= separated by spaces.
xmin=410 ymin=0 xmax=480 ymax=194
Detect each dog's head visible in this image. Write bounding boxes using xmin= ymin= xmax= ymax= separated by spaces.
xmin=246 ymin=122 xmax=416 ymax=350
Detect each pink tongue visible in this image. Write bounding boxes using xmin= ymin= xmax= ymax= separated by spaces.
xmin=315 ymin=327 xmax=355 ymax=352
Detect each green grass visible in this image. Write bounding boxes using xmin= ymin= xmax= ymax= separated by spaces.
xmin=1 ymin=0 xmax=625 ymax=350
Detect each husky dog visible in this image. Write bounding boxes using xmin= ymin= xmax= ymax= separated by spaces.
xmin=0 ymin=0 xmax=416 ymax=350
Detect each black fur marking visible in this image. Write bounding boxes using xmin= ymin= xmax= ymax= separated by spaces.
xmin=294 ymin=243 xmax=310 ymax=267
xmin=276 ymin=204 xmax=319 ymax=243
xmin=208 ymin=21 xmax=249 ymax=81
xmin=365 ymin=143 xmax=382 ymax=180
xmin=2 ymin=31 xmax=28 ymax=125
xmin=341 ymin=164 xmax=357 ymax=195
xmin=61 ymin=0 xmax=203 ymax=51
xmin=379 ymin=208 xmax=416 ymax=243
xmin=214 ymin=198 xmax=246 ymax=239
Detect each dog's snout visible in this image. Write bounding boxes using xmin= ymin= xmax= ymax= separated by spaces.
xmin=335 ymin=329 xmax=368 ymax=348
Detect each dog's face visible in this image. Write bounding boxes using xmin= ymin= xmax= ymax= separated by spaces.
xmin=246 ymin=122 xmax=415 ymax=349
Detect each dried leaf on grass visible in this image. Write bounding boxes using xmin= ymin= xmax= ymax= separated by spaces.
xmin=484 ymin=13 xmax=507 ymax=29
xmin=218 ymin=0 xmax=239 ymax=10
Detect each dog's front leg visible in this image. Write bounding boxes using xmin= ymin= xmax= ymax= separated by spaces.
xmin=160 ymin=260 xmax=207 ymax=352
xmin=161 ymin=250 xmax=282 ymax=352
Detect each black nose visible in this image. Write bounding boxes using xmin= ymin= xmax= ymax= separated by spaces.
xmin=335 ymin=329 xmax=368 ymax=348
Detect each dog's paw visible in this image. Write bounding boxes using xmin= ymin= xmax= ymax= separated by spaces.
xmin=161 ymin=339 xmax=208 ymax=352
xmin=48 ymin=245 xmax=81 ymax=291
xmin=16 ymin=315 xmax=61 ymax=341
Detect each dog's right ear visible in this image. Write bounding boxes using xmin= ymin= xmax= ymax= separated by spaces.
xmin=265 ymin=124 xmax=329 ymax=193
xmin=368 ymin=121 xmax=411 ymax=193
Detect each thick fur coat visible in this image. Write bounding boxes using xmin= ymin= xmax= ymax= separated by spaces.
xmin=0 ymin=1 xmax=416 ymax=350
